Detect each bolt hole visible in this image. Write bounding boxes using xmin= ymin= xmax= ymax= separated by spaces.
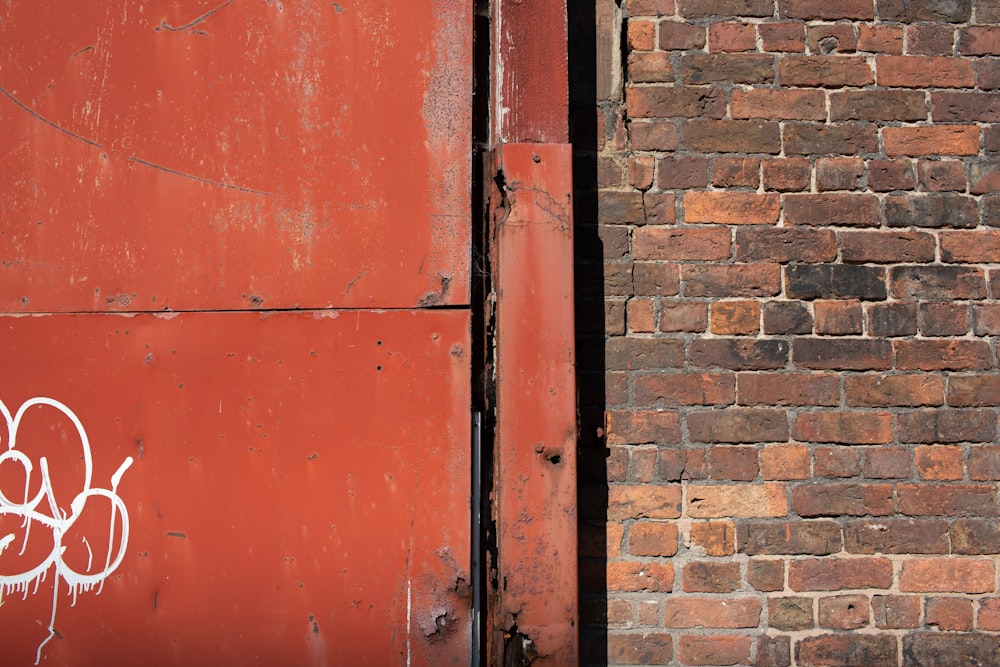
xmin=376 ymin=365 xmax=382 ymax=371
xmin=376 ymin=340 xmax=383 ymax=346
xmin=547 ymin=454 xmax=561 ymax=465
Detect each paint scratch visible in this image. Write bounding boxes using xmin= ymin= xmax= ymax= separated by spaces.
xmin=155 ymin=0 xmax=236 ymax=33
xmin=127 ymin=156 xmax=272 ymax=196
xmin=0 ymin=85 xmax=103 ymax=149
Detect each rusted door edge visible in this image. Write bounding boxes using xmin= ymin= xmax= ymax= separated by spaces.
xmin=489 ymin=142 xmax=577 ymax=665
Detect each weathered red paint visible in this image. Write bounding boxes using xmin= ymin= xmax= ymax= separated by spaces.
xmin=491 ymin=0 xmax=569 ymax=144
xmin=0 ymin=311 xmax=470 ymax=665
xmin=0 ymin=0 xmax=470 ymax=312
xmin=491 ymin=143 xmax=577 ymax=665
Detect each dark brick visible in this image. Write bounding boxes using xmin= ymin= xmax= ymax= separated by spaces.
xmin=677 ymin=0 xmax=775 ymax=18
xmin=783 ymin=123 xmax=878 ymax=156
xmin=867 ymin=302 xmax=918 ymax=337
xmin=952 ymin=518 xmax=1000 ymax=554
xmin=763 ymin=157 xmax=811 ymax=191
xmin=878 ymin=0 xmax=972 ymax=22
xmin=786 ymin=265 xmax=887 ymax=300
xmin=740 ymin=520 xmax=842 ymax=555
xmin=895 ymin=339 xmax=993 ymax=371
xmin=949 ymin=374 xmax=1000 ymax=407
xmin=607 ymin=632 xmax=674 ymax=665
xmin=969 ymin=446 xmax=1000 ymax=480
xmin=789 ymin=557 xmax=893 ymax=590
xmin=688 ymin=338 xmax=790 ymax=370
xmin=868 ymin=159 xmax=916 ymax=192
xmin=840 ymin=231 xmax=936 ymax=263
xmin=864 ymin=446 xmax=912 ymax=479
xmin=735 ymin=228 xmax=837 ymax=262
xmin=807 ymin=24 xmax=859 ymax=54
xmin=658 ymin=20 xmax=707 ymax=50
xmin=873 ymin=596 xmax=921 ymax=629
xmin=794 ymin=338 xmax=893 ymax=370
xmin=709 ymin=445 xmax=760 ymax=480
xmin=683 ymin=264 xmax=782 ymax=297
xmin=738 ymin=372 xmax=839 ymax=406
xmin=769 ymin=597 xmax=814 ymax=630
xmin=749 ymin=558 xmax=785 ymax=591
xmin=918 ymin=302 xmax=969 ymax=336
xmin=960 ymin=26 xmax=1000 ymax=55
xmin=797 ymin=634 xmax=897 ymax=667
xmin=898 ymin=409 xmax=996 ymax=443
xmin=889 ymin=266 xmax=986 ymax=300
xmin=793 ymin=411 xmax=893 ymax=444
xmin=918 ymin=159 xmax=967 ymax=192
xmin=845 ymin=373 xmax=943 ymax=407
xmin=687 ymin=408 xmax=789 ymax=443
xmin=793 ymin=483 xmax=895 ymax=517
xmin=844 ymin=519 xmax=949 ymax=554
xmin=682 ymin=561 xmax=741 ymax=592
xmin=627 ymin=86 xmax=727 ymax=119
xmin=908 ymin=24 xmax=958 ymax=55
xmin=763 ymin=301 xmax=812 ymax=334
xmin=606 ymin=337 xmax=685 ymax=370
xmin=633 ymin=262 xmax=680 ymax=296
xmin=755 ymin=634 xmax=791 ymax=667
xmin=815 ymin=157 xmax=864 ymax=191
xmin=818 ymin=594 xmax=870 ymax=630
xmin=902 ymin=634 xmax=1000 ymax=667
xmin=680 ymin=54 xmax=775 ymax=85
xmin=682 ymin=119 xmax=781 ymax=154
xmin=813 ymin=447 xmax=862 ymax=478
xmin=885 ymin=194 xmax=979 ymax=228
xmin=784 ymin=194 xmax=882 ymax=227
xmin=814 ymin=300 xmax=863 ymax=335
xmin=778 ymin=56 xmax=874 ymax=87
xmin=830 ymin=90 xmax=927 ymax=121
xmin=778 ymin=0 xmax=874 ymax=19
xmin=932 ymin=92 xmax=1000 ymax=122
xmin=634 ymin=372 xmax=735 ymax=406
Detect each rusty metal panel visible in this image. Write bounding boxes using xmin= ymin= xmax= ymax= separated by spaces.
xmin=0 ymin=310 xmax=470 ymax=665
xmin=491 ymin=143 xmax=577 ymax=664
xmin=0 ymin=0 xmax=470 ymax=312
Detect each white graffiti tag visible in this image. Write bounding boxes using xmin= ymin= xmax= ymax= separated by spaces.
xmin=0 ymin=397 xmax=133 ymax=664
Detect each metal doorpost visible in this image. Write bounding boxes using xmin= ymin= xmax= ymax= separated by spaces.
xmin=488 ymin=0 xmax=578 ymax=664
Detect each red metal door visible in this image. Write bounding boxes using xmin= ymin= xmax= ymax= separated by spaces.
xmin=0 ymin=1 xmax=472 ymax=664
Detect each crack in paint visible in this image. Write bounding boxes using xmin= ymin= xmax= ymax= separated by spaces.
xmin=126 ymin=156 xmax=273 ymax=196
xmin=0 ymin=85 xmax=103 ymax=149
xmin=155 ymin=0 xmax=236 ymax=33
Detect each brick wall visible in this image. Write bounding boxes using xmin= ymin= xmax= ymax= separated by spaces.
xmin=576 ymin=1 xmax=1000 ymax=664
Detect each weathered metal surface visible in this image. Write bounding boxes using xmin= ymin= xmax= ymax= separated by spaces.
xmin=491 ymin=0 xmax=569 ymax=144
xmin=491 ymin=143 xmax=577 ymax=665
xmin=0 ymin=0 xmax=471 ymax=311
xmin=0 ymin=310 xmax=471 ymax=665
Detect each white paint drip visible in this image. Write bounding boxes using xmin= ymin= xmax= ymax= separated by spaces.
xmin=406 ymin=579 xmax=412 ymax=667
xmin=0 ymin=397 xmax=133 ymax=664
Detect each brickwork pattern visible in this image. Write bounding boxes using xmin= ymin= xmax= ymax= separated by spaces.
xmin=580 ymin=0 xmax=1000 ymax=664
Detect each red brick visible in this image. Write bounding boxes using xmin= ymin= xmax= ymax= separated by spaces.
xmin=949 ymin=374 xmax=1000 ymax=407
xmin=687 ymin=482 xmax=789 ymax=518
xmin=840 ymin=230 xmax=936 ymax=263
xmin=972 ymin=304 xmax=1000 ymax=335
xmin=813 ymin=447 xmax=861 ymax=478
xmin=960 ymin=26 xmax=1000 ymax=55
xmin=627 ymin=19 xmax=656 ymax=51
xmin=978 ymin=598 xmax=1000 ymax=631
xmin=748 ymin=558 xmax=784 ymax=591
xmin=778 ymin=0 xmax=874 ymax=19
xmin=807 ymin=24 xmax=858 ymax=54
xmin=682 ymin=561 xmax=741 ymax=593
xmin=756 ymin=637 xmax=791 ymax=667
xmin=626 ymin=0 xmax=675 ymax=16
xmin=968 ymin=446 xmax=1000 ymax=480
xmin=657 ymin=449 xmax=708 ymax=481
xmin=736 ymin=227 xmax=837 ymax=262
xmin=793 ymin=411 xmax=893 ymax=444
xmin=680 ymin=54 xmax=775 ymax=85
xmin=679 ymin=636 xmax=752 ymax=667
xmin=877 ymin=55 xmax=974 ymax=87
xmin=607 ymin=632 xmax=674 ymax=665
xmin=677 ymin=0 xmax=773 ymax=17
xmin=900 ymin=558 xmax=995 ymax=593
xmin=763 ymin=157 xmax=811 ymax=191
xmin=895 ymin=339 xmax=993 ymax=371
xmin=607 ymin=560 xmax=676 ymax=592
xmin=859 ymin=24 xmax=904 ymax=54
xmin=629 ymin=120 xmax=679 ymax=151
xmin=628 ymin=521 xmax=679 ymax=557
xmin=631 ymin=447 xmax=658 ymax=483
xmin=628 ymin=52 xmax=675 ymax=84
xmin=658 ymin=300 xmax=707 ymax=332
xmin=867 ymin=158 xmax=916 ymax=191
xmin=918 ymin=159 xmax=967 ymax=191
xmin=731 ymin=89 xmax=827 ymax=120
xmin=932 ymin=92 xmax=1000 ymax=122
xmin=884 ymin=125 xmax=980 ymax=156
xmin=711 ymin=300 xmax=760 ymax=335
xmin=926 ymin=597 xmax=974 ymax=631
xmin=978 ymin=58 xmax=1000 ymax=90
xmin=815 ymin=157 xmax=864 ymax=191
xmin=915 ymin=445 xmax=965 ymax=480
xmin=690 ymin=520 xmax=736 ymax=556
xmin=971 ymin=162 xmax=1000 ymax=194
xmin=907 ymin=24 xmax=956 ymax=55
xmin=635 ymin=371 xmax=735 ymax=406
xmin=627 ymin=86 xmax=726 ymax=119
xmin=819 ymin=594 xmax=869 ymax=629
xmin=783 ymin=193 xmax=881 ymax=227
xmin=898 ymin=483 xmax=1000 ymax=517
xmin=864 ymin=446 xmax=912 ymax=479
xmin=607 ymin=409 xmax=682 ymax=445
xmin=688 ymin=408 xmax=788 ymax=443
xmin=633 ymin=262 xmax=680 ymax=296
xmin=793 ymin=483 xmax=895 ymax=517
xmin=902 ymin=634 xmax=1000 ymax=667
xmin=845 ymin=518 xmax=949 ymax=554
xmin=658 ymin=20 xmax=706 ymax=50
xmin=627 ymin=156 xmax=655 ymax=191
xmin=845 ymin=373 xmax=944 ymax=407
xmin=681 ymin=119 xmax=781 ymax=153
xmin=830 ymin=90 xmax=927 ymax=122
xmin=814 ymin=300 xmax=863 ymax=335
xmin=609 ymin=484 xmax=683 ymax=520
xmin=759 ymin=22 xmax=805 ymax=53
xmin=709 ymin=445 xmax=759 ymax=481
xmin=709 ymin=21 xmax=755 ymax=52
xmin=633 ymin=226 xmax=730 ymax=261
xmin=778 ymin=56 xmax=874 ymax=87
xmin=769 ymin=597 xmax=814 ymax=630
xmin=789 ymin=557 xmax=893 ymax=591
xmin=682 ymin=264 xmax=781 ymax=297
xmin=940 ymin=230 xmax=1000 ymax=264
xmin=797 ymin=634 xmax=897 ymax=667
xmin=663 ymin=598 xmax=761 ymax=628
xmin=684 ymin=192 xmax=780 ymax=224
xmin=738 ymin=372 xmax=839 ymax=407
xmin=919 ymin=304 xmax=967 ymax=339
xmin=898 ymin=408 xmax=996 ymax=443
xmin=712 ymin=156 xmax=760 ymax=188
xmin=872 ymin=595 xmax=921 ymax=629
xmin=740 ymin=520 xmax=842 ymax=555
xmin=878 ymin=0 xmax=971 ymax=22
xmin=760 ymin=444 xmax=811 ymax=480
xmin=627 ymin=298 xmax=655 ymax=333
